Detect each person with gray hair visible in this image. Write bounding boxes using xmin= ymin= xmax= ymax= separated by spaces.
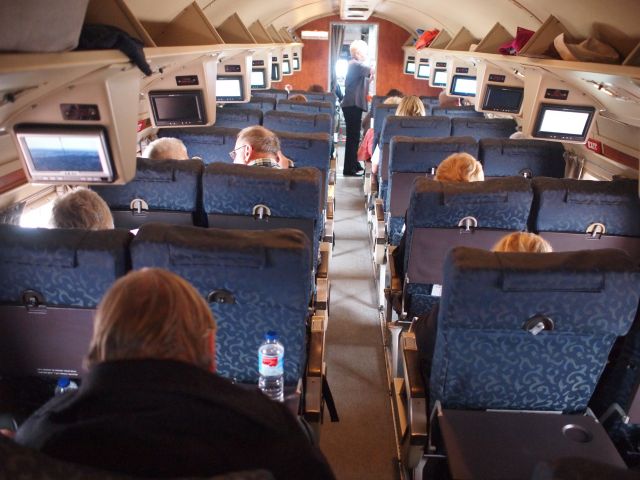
xmin=142 ymin=137 xmax=189 ymax=160
xmin=51 ymin=187 xmax=114 ymax=230
xmin=231 ymin=126 xmax=294 ymax=169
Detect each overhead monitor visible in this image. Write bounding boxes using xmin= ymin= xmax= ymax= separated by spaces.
xmin=216 ymin=75 xmax=244 ymax=102
xmin=271 ymin=63 xmax=281 ymax=81
xmin=293 ymin=57 xmax=300 ymax=70
xmin=15 ymin=124 xmax=114 ymax=183
xmin=405 ymin=61 xmax=416 ymax=75
xmin=450 ymin=75 xmax=477 ymax=97
xmin=282 ymin=59 xmax=291 ymax=75
xmin=482 ymin=85 xmax=524 ymax=114
xmin=417 ymin=64 xmax=430 ymax=79
xmin=432 ymin=69 xmax=447 ymax=87
xmin=251 ymin=69 xmax=267 ymax=89
xmin=148 ymin=90 xmax=206 ymax=127
xmin=532 ymin=103 xmax=596 ymax=142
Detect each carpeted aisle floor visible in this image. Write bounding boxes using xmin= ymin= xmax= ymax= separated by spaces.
xmin=319 ymin=151 xmax=399 ymax=479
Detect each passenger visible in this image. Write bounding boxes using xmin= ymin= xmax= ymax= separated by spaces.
xmin=308 ymin=84 xmax=325 ymax=93
xmin=371 ymin=95 xmax=426 ymax=174
xmin=288 ymin=94 xmax=308 ymax=103
xmin=142 ymin=137 xmax=189 ymax=160
xmin=51 ymin=188 xmax=114 ymax=230
xmin=341 ymin=39 xmax=373 ymax=176
xmin=359 ymin=96 xmax=402 ymax=163
xmin=231 ymin=125 xmax=293 ymax=169
xmin=492 ymin=232 xmax=553 ymax=253
xmin=438 ymin=90 xmax=461 ymax=108
xmin=385 ymin=88 xmax=404 ymax=97
xmin=15 ymin=268 xmax=335 ymax=479
xmin=434 ymin=152 xmax=485 ymax=182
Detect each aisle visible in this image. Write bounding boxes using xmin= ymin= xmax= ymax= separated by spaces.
xmin=319 ymin=153 xmax=398 ymax=479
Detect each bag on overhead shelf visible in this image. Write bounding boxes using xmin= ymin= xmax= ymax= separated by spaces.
xmin=498 ymin=27 xmax=535 ymax=55
xmin=415 ymin=29 xmax=440 ymax=50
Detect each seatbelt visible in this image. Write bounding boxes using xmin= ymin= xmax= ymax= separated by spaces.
xmin=322 ymin=376 xmax=339 ymax=422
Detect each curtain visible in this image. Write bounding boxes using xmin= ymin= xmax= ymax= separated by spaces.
xmin=330 ymin=24 xmax=345 ymax=92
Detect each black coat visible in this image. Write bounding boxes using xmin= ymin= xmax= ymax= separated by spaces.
xmin=16 ymin=359 xmax=335 ymax=479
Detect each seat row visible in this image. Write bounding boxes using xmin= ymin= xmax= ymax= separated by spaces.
xmin=191 ymin=107 xmax=334 ymax=133
xmin=226 ymin=97 xmax=334 ymax=116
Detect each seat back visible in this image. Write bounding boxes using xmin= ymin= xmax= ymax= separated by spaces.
xmin=431 ymin=105 xmax=484 ymax=118
xmin=263 ymin=111 xmax=332 ymax=135
xmin=131 ymin=223 xmax=312 ymax=384
xmin=372 ymin=104 xmax=398 ymax=149
xmin=479 ymin=139 xmax=565 ymax=178
xmin=430 ymin=246 xmax=640 ymax=412
xmin=93 ymin=158 xmax=203 ymax=229
xmin=161 ymin=126 xmax=239 ymax=164
xmin=420 ymin=95 xmax=440 ymax=107
xmin=532 ymin=178 xmax=640 ymax=259
xmin=202 ymin=163 xmax=323 ymax=262
xmin=276 ymin=99 xmax=333 ymax=116
xmin=0 ymin=225 xmax=131 ymax=377
xmin=214 ymin=107 xmax=262 ymax=129
xmin=225 ymin=97 xmax=276 ymax=113
xmin=386 ymin=136 xmax=478 ymax=244
xmin=289 ymin=90 xmax=337 ymax=104
xmin=451 ymin=117 xmax=517 ymax=141
xmin=251 ymin=89 xmax=289 ymax=101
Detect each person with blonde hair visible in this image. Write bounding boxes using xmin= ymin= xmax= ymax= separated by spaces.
xmin=16 ymin=268 xmax=335 ymax=479
xmin=492 ymin=232 xmax=553 ymax=253
xmin=51 ymin=187 xmax=114 ymax=230
xmin=435 ymin=152 xmax=485 ymax=182
xmin=341 ymin=39 xmax=373 ymax=176
xmin=142 ymin=137 xmax=189 ymax=160
xmin=288 ymin=93 xmax=307 ymax=103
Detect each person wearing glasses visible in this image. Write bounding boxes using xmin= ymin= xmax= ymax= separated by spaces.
xmin=230 ymin=126 xmax=294 ymax=169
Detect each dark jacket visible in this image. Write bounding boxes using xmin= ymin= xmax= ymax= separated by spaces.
xmin=341 ymin=60 xmax=371 ymax=111
xmin=16 ymin=359 xmax=335 ymax=479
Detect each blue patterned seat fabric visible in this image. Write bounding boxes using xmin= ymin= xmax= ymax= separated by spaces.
xmin=214 ymin=107 xmax=262 ymax=129
xmin=0 ymin=225 xmax=131 ymax=308
xmin=290 ymin=90 xmax=337 ymax=104
xmin=479 ymin=139 xmax=565 ymax=178
xmin=532 ymin=178 xmax=640 ymax=236
xmin=419 ymin=96 xmax=440 ymax=107
xmin=386 ymin=136 xmax=478 ymax=244
xmin=431 ymin=106 xmax=484 ymax=118
xmin=263 ymin=111 xmax=332 ymax=135
xmin=402 ymin=177 xmax=533 ymax=318
xmin=276 ymin=100 xmax=334 ymax=116
xmin=450 ymin=117 xmax=517 ymax=141
xmin=429 ymin=246 xmax=640 ymax=413
xmin=161 ymin=126 xmax=240 ymax=165
xmin=251 ymin=89 xmax=289 ymax=101
xmin=131 ymin=223 xmax=312 ymax=385
xmin=224 ymin=97 xmax=276 ymax=113
xmin=372 ymin=104 xmax=398 ymax=150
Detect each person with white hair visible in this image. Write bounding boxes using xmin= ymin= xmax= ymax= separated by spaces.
xmin=341 ymin=39 xmax=373 ymax=176
xmin=142 ymin=137 xmax=189 ymax=160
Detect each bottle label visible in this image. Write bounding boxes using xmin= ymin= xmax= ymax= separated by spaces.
xmin=259 ymin=353 xmax=283 ymax=376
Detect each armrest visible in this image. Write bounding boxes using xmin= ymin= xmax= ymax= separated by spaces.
xmin=317 ymin=242 xmax=331 ymax=279
xmin=322 ymin=220 xmax=334 ymax=245
xmin=364 ymin=163 xmax=372 ymax=195
xmin=314 ymin=277 xmax=329 ymax=313
xmin=305 ymin=316 xmax=326 ymax=422
xmin=386 ymin=246 xmax=402 ymax=293
xmin=402 ymin=332 xmax=426 ymax=400
xmin=373 ymin=199 xmax=386 ymax=265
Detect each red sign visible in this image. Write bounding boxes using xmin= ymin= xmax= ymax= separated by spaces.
xmin=586 ymin=138 xmax=602 ymax=154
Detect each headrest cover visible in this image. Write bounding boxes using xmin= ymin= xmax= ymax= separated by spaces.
xmin=381 ymin=115 xmax=451 ymax=143
xmin=390 ymin=136 xmax=478 ymax=172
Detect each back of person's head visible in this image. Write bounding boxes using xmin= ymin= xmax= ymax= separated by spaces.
xmin=51 ymin=188 xmax=114 ymax=230
xmin=142 ymin=137 xmax=189 ymax=160
xmin=87 ymin=268 xmax=216 ymax=371
xmin=395 ymin=95 xmax=426 ymax=117
xmin=288 ymin=94 xmax=307 ymax=103
xmin=435 ymin=152 xmax=484 ymax=182
xmin=438 ymin=90 xmax=461 ymax=108
xmin=236 ymin=126 xmax=280 ymax=159
xmin=383 ymin=96 xmax=403 ymax=106
xmin=308 ymin=84 xmax=324 ymax=93
xmin=385 ymin=89 xmax=403 ymax=97
xmin=492 ymin=232 xmax=553 ymax=253
xmin=350 ymin=39 xmax=368 ymax=60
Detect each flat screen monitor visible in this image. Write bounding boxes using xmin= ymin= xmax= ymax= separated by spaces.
xmin=149 ymin=90 xmax=206 ymax=127
xmin=433 ymin=69 xmax=447 ymax=87
xmin=405 ymin=61 xmax=415 ymax=74
xmin=216 ymin=75 xmax=244 ymax=102
xmin=417 ymin=64 xmax=430 ymax=79
xmin=293 ymin=57 xmax=300 ymax=70
xmin=271 ymin=63 xmax=281 ymax=81
xmin=15 ymin=124 xmax=114 ymax=183
xmin=533 ymin=103 xmax=596 ymax=142
xmin=251 ymin=69 xmax=267 ymax=89
xmin=282 ymin=60 xmax=291 ymax=75
xmin=482 ymin=85 xmax=524 ymax=113
xmin=450 ymin=75 xmax=477 ymax=97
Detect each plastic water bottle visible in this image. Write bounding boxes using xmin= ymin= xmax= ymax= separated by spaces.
xmin=54 ymin=377 xmax=78 ymax=396
xmin=258 ymin=331 xmax=284 ymax=402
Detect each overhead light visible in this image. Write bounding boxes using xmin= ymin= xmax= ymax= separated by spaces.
xmin=340 ymin=0 xmax=379 ymax=20
xmin=301 ymin=30 xmax=329 ymax=40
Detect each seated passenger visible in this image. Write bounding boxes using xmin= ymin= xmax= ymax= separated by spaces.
xmin=359 ymin=96 xmax=402 ymax=163
xmin=231 ymin=125 xmax=293 ymax=169
xmin=288 ymin=94 xmax=308 ymax=103
xmin=51 ymin=188 xmax=114 ymax=230
xmin=434 ymin=152 xmax=485 ymax=182
xmin=492 ymin=232 xmax=552 ymax=253
xmin=308 ymin=84 xmax=325 ymax=93
xmin=142 ymin=137 xmax=189 ymax=160
xmin=371 ymin=95 xmax=426 ymax=174
xmin=15 ymin=268 xmax=335 ymax=480
xmin=438 ymin=90 xmax=462 ymax=108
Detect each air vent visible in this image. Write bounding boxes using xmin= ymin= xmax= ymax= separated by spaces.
xmin=340 ymin=0 xmax=379 ymax=20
